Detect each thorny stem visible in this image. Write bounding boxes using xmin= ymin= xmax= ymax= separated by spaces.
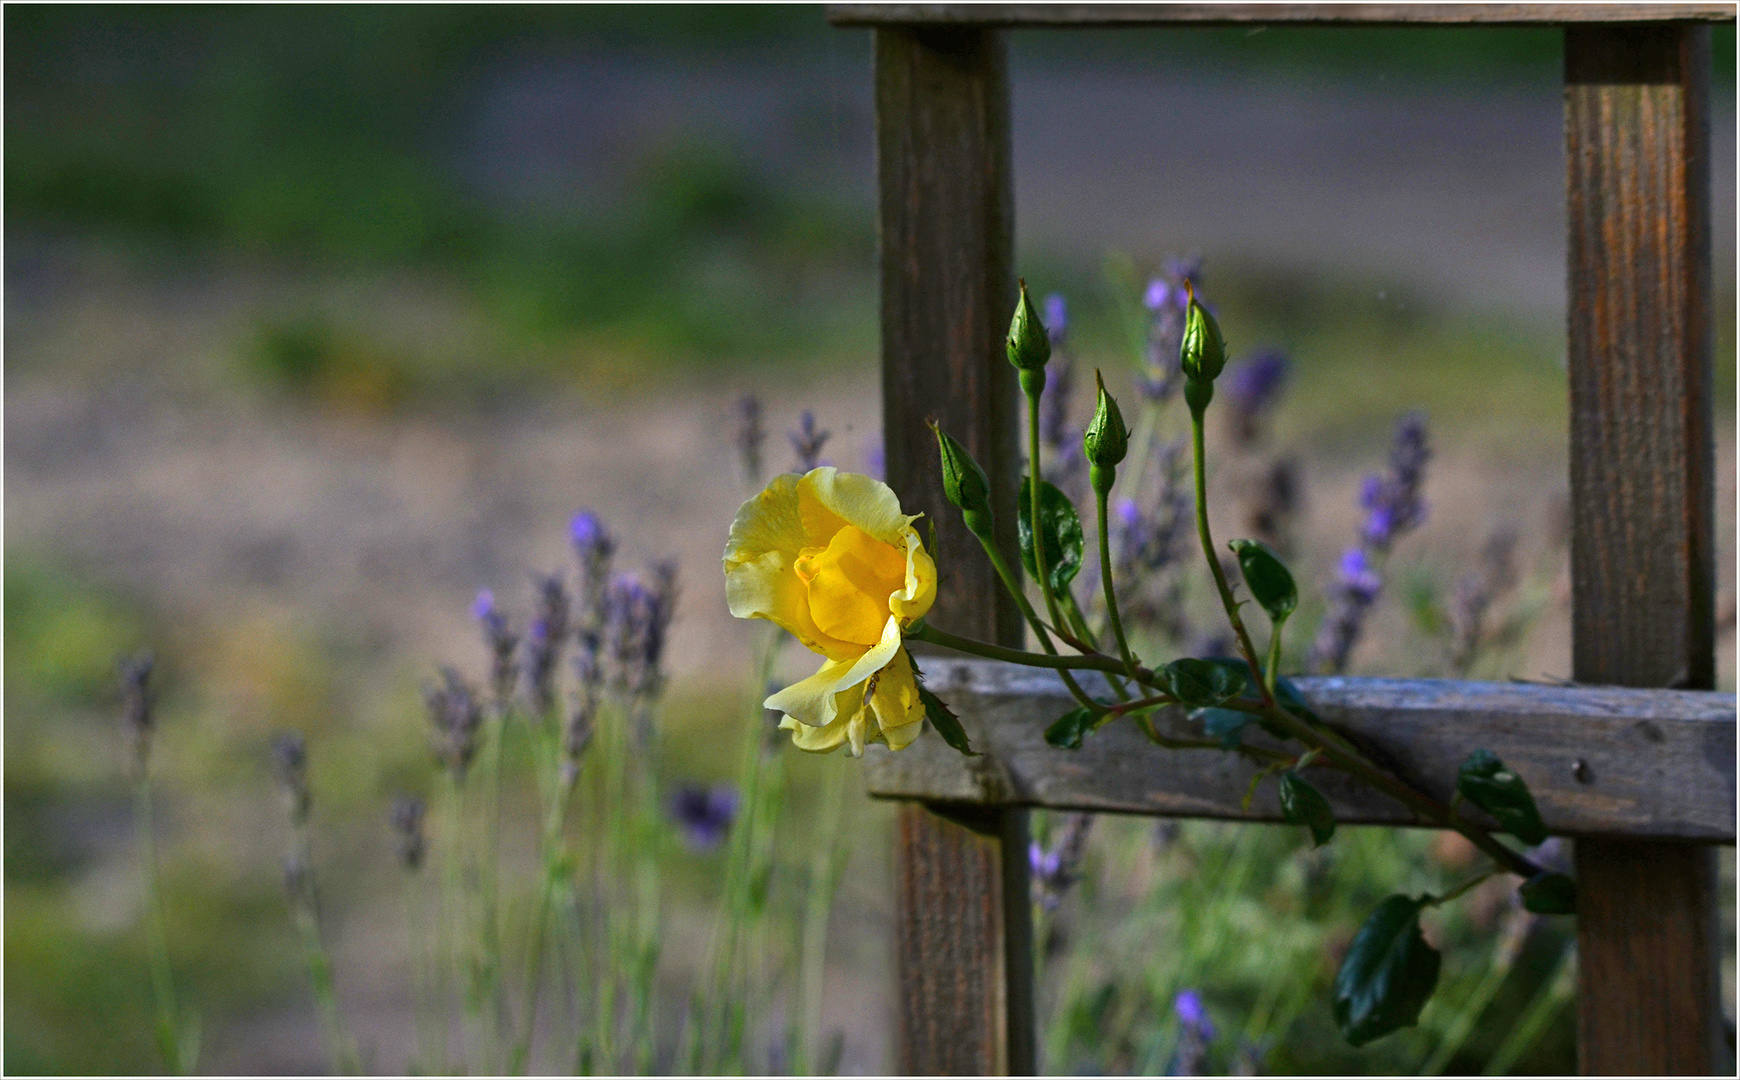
xmin=1426 ymin=868 xmax=1500 ymax=908
xmin=1095 ymin=486 xmax=1138 ymax=675
xmin=1264 ymin=615 xmax=1287 ymax=701
xmin=909 ymin=622 xmax=1133 ymax=680
xmin=1188 ymin=405 xmax=1272 ymax=705
xmin=1027 ymin=389 xmax=1067 ymax=644
xmin=968 ymin=520 xmax=1106 ymax=713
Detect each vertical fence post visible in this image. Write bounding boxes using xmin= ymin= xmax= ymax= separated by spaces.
xmin=1564 ymin=23 xmax=1721 ymax=1075
xmin=875 ymin=24 xmax=1036 ymax=1076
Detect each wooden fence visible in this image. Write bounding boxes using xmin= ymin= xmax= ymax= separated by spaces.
xmin=826 ymin=3 xmax=1738 ymax=1075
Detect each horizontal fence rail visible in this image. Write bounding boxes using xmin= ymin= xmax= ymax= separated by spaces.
xmin=865 ymin=658 xmax=1737 ymax=843
xmin=829 ymin=3 xmax=1736 ymax=26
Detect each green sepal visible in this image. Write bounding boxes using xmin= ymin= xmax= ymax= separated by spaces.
xmin=1333 ymin=895 xmax=1442 ymax=1047
xmin=1518 ymin=871 xmax=1577 ymax=915
xmin=1043 ymin=706 xmax=1097 ymax=750
xmin=1229 ymin=538 xmax=1298 ymax=623
xmin=933 ymin=423 xmax=994 ymax=526
xmin=1163 ymin=658 xmax=1247 ymax=708
xmin=916 ymin=685 xmax=977 ymax=757
xmin=1184 ymin=375 xmax=1214 ymax=416
xmin=1006 ymin=279 xmax=1052 ymax=371
xmin=1017 ymin=477 xmax=1084 ymax=595
xmin=1456 ymin=749 xmax=1549 ymax=846
xmin=1278 ymin=770 xmax=1336 ymax=846
xmin=1083 ymin=369 xmax=1129 ymax=468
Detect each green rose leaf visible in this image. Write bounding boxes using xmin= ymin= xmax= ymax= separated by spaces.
xmin=1193 ymin=706 xmax=1253 ymax=749
xmin=1278 ymin=770 xmax=1336 ymax=846
xmin=1228 ymin=538 xmax=1298 ymax=623
xmin=1333 ymin=894 xmax=1442 ymax=1047
xmin=1518 ymin=871 xmax=1577 ymax=915
xmin=1163 ymin=658 xmax=1247 ymax=708
xmin=1043 ymin=706 xmax=1098 ymax=750
xmin=1456 ymin=749 xmax=1549 ymax=846
xmin=917 ymin=685 xmax=977 ymax=757
xmin=1017 ymin=477 xmax=1084 ymax=595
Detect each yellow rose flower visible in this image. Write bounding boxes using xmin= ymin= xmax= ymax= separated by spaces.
xmin=723 ymin=467 xmax=938 ymax=756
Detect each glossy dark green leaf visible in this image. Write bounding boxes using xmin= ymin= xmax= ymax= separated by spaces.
xmin=1333 ymin=895 xmax=1442 ymax=1047
xmin=916 ymin=685 xmax=977 ymax=757
xmin=1163 ymin=658 xmax=1246 ymax=708
xmin=1017 ymin=477 xmax=1084 ymax=595
xmin=1456 ymin=749 xmax=1549 ymax=846
xmin=1044 ymin=706 xmax=1098 ymax=750
xmin=1229 ymin=538 xmax=1298 ymax=623
xmin=1278 ymin=771 xmax=1336 ymax=846
xmin=1194 ymin=706 xmax=1253 ymax=749
xmin=1518 ymin=871 xmax=1577 ymax=915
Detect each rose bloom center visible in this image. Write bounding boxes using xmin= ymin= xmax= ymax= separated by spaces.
xmin=793 ymin=525 xmax=907 ymax=646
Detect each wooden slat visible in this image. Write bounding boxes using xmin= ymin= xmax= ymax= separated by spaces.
xmin=830 ymin=3 xmax=1736 ymax=27
xmin=876 ymin=24 xmax=1035 ymax=1076
xmin=1564 ymin=22 xmax=1723 ymax=1076
xmin=860 ymin=659 xmax=1737 ymax=842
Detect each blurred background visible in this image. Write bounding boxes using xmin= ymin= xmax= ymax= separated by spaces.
xmin=6 ymin=6 xmax=1735 ymax=1075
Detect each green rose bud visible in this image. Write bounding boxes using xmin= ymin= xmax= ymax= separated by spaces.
xmin=1179 ymin=280 xmax=1227 ymax=383
xmin=1083 ymin=369 xmax=1129 ymax=471
xmin=932 ymin=421 xmax=995 ymax=539
xmin=1006 ymin=278 xmax=1052 ymax=372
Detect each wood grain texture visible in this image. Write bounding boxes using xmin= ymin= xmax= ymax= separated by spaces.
xmin=876 ymin=25 xmax=1035 ymax=1075
xmin=861 ymin=659 xmax=1736 ymax=841
xmin=1565 ymin=23 xmax=1723 ymax=1075
xmin=830 ymin=3 xmax=1736 ymax=26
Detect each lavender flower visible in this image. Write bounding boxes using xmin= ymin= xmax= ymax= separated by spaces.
xmin=1030 ymin=812 xmax=1094 ymax=911
xmin=390 ymin=794 xmax=426 ymax=871
xmin=1358 ymin=412 xmax=1431 ymax=551
xmin=472 ymin=589 xmax=519 ymax=708
xmin=1137 ymin=256 xmax=1202 ymax=404
xmin=283 ymin=854 xmax=316 ymax=914
xmin=735 ymin=394 xmax=765 ymax=486
xmin=1309 ymin=413 xmax=1433 ymax=674
xmin=1222 ymin=349 xmax=1289 ymax=447
xmin=119 ymin=652 xmax=156 ymax=771
xmin=603 ymin=562 xmax=679 ymax=700
xmin=1044 ymin=292 xmax=1069 ymax=344
xmin=789 ymin=410 xmax=831 ymax=473
xmin=669 ymin=784 xmax=738 ymax=850
xmin=1170 ymin=990 xmax=1216 ymax=1076
xmin=1449 ymin=524 xmax=1520 ymax=673
xmin=272 ymin=731 xmax=311 ymax=826
xmin=1245 ymin=455 xmax=1302 ymax=556
xmin=425 ymin=665 xmax=484 ymax=779
xmin=522 ymin=571 xmax=570 ymax=715
xmin=571 ymin=508 xmax=615 ymax=618
xmin=1111 ymin=438 xmax=1195 ymax=642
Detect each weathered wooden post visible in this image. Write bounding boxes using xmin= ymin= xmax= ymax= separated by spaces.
xmin=1565 ymin=22 xmax=1721 ymax=1075
xmin=839 ymin=5 xmax=1735 ymax=1076
xmin=874 ymin=24 xmax=1036 ymax=1076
